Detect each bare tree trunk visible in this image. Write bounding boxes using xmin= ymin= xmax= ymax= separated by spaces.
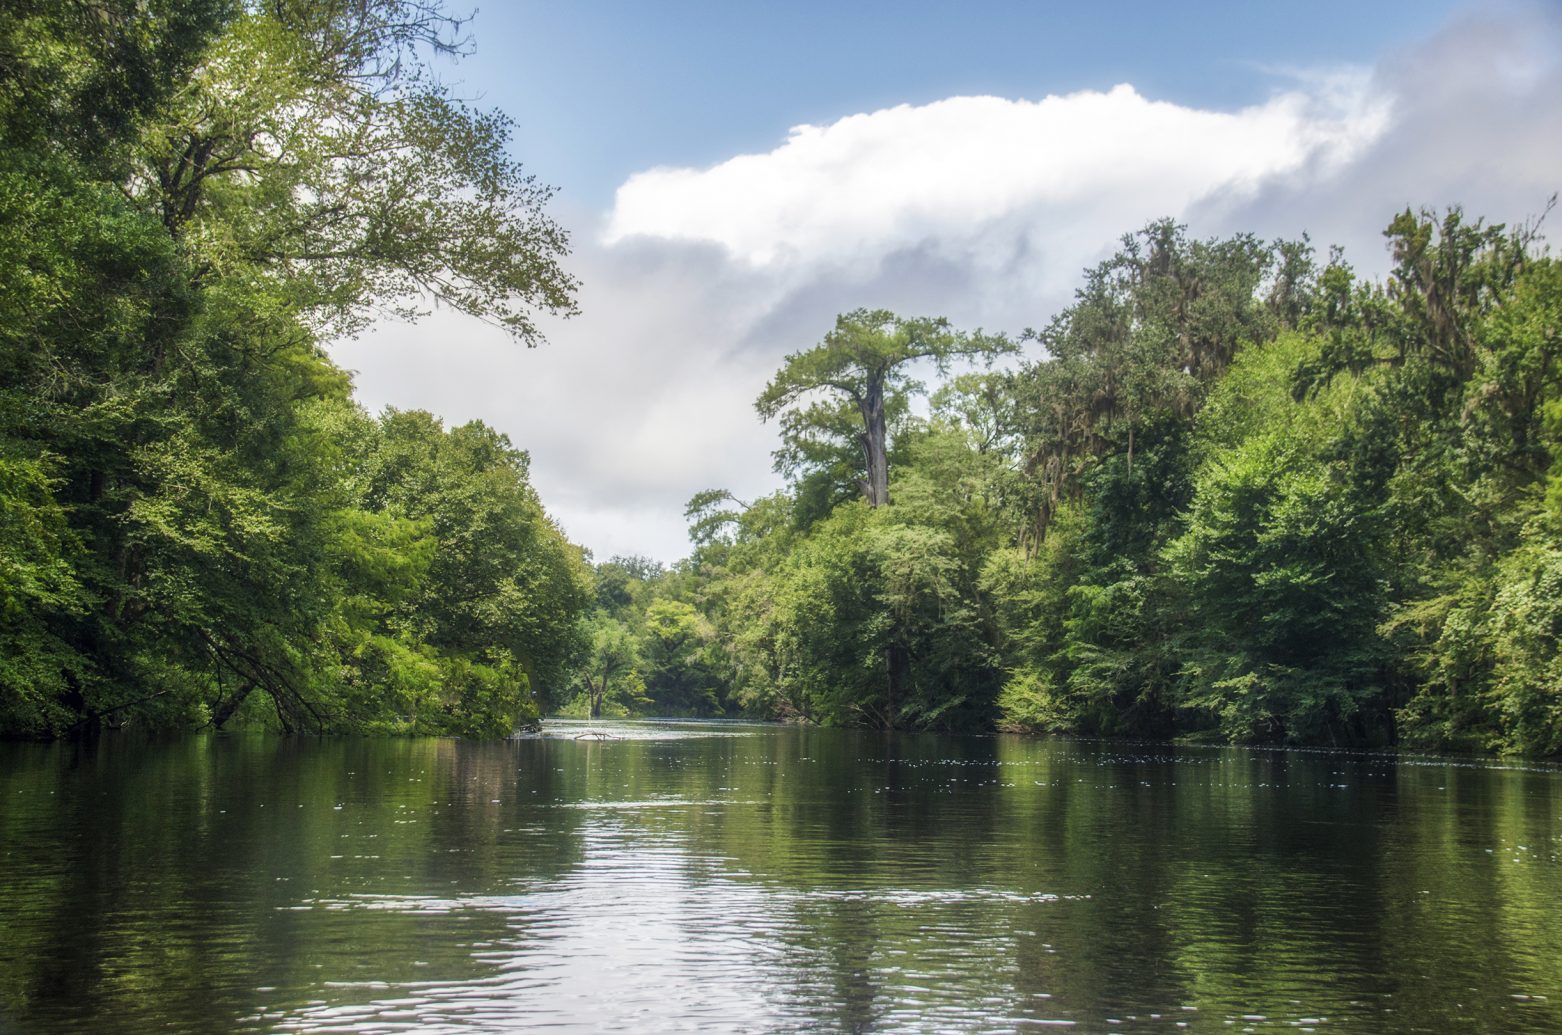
xmin=858 ymin=372 xmax=890 ymax=507
xmin=884 ymin=643 xmax=908 ymax=729
xmin=590 ymin=661 xmax=614 ymax=719
xmin=211 ymin=682 xmax=255 ymax=729
xmin=271 ymin=690 xmax=296 ymax=733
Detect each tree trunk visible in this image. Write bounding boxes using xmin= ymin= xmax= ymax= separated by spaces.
xmin=211 ymin=682 xmax=255 ymax=729
xmin=858 ymin=371 xmax=890 ymax=507
xmin=884 ymin=642 xmax=908 ymax=729
xmin=590 ymin=661 xmax=614 ymax=719
xmin=270 ymin=690 xmax=296 ymax=733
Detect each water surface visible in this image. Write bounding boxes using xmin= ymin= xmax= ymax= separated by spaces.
xmin=1 ymin=721 xmax=1559 ymax=1032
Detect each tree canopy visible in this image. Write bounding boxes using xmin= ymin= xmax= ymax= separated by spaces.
xmin=584 ymin=211 xmax=1562 ymax=752
xmin=757 ymin=308 xmax=1014 ymax=508
xmin=0 ymin=0 xmax=590 ymax=738
xmin=4 ymin=4 xmax=1560 ymax=756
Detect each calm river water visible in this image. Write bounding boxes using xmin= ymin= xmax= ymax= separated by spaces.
xmin=1 ymin=720 xmax=1560 ymax=1032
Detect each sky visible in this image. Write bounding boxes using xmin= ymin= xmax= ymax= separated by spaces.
xmin=331 ymin=0 xmax=1562 ymax=564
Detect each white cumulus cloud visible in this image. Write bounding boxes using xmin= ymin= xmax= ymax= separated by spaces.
xmin=604 ymin=81 xmax=1390 ymax=273
xmin=341 ymin=3 xmax=1560 ymax=564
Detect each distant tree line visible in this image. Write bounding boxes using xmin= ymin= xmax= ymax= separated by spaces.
xmin=587 ymin=213 xmax=1562 ymax=755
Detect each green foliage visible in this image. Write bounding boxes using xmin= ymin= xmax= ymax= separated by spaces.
xmin=6 ymin=3 xmax=1559 ymax=755
xmin=639 ymin=599 xmax=722 ymax=715
xmin=635 ymin=213 xmax=1562 ymax=755
xmin=134 ymin=1 xmax=578 ymax=341
xmin=0 ymin=451 xmax=88 ymax=736
xmin=757 ymin=308 xmax=1013 ymax=511
xmin=0 ymin=2 xmax=589 ymax=739
xmin=1359 ymin=214 xmax=1562 ymax=755
xmin=565 ymin=614 xmax=647 ymax=719
xmin=983 ymin=512 xmax=1084 ymax=733
xmin=1168 ymin=333 xmax=1387 ymax=743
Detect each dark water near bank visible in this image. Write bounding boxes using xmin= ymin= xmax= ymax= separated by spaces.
xmin=1 ymin=722 xmax=1560 ymax=1033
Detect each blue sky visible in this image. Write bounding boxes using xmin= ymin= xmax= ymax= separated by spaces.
xmin=463 ymin=0 xmax=1465 ymax=207
xmin=340 ymin=1 xmax=1561 ymax=563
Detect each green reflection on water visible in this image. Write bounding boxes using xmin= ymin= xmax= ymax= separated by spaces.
xmin=0 ymin=724 xmax=1559 ymax=1032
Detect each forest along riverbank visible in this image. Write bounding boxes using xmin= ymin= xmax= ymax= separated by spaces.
xmin=5 ymin=4 xmax=1561 ymax=754
xmin=2 ymin=722 xmax=1560 ymax=1032
xmin=572 ymin=224 xmax=1562 ymax=756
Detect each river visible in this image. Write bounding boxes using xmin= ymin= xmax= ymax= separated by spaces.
xmin=1 ymin=720 xmax=1559 ymax=1032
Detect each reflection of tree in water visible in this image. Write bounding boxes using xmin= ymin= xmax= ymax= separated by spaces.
xmin=799 ymin=895 xmax=885 ymax=1032
xmin=0 ymin=736 xmax=346 ymax=1028
xmin=0 ymin=735 xmax=600 ymax=1031
xmin=1373 ymin=764 xmax=1562 ymax=1031
xmin=669 ymin=729 xmax=1041 ymax=1027
xmin=3 ymin=729 xmax=1562 ymax=1030
xmin=423 ymin=737 xmax=588 ymax=887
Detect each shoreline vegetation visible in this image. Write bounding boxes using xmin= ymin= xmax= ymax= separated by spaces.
xmin=2 ymin=4 xmax=1559 ymax=755
xmin=576 ymin=215 xmax=1562 ymax=758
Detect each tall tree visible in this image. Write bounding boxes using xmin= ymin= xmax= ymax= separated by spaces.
xmin=756 ymin=309 xmax=1013 ymax=507
xmin=573 ymin=615 xmax=643 ymax=719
